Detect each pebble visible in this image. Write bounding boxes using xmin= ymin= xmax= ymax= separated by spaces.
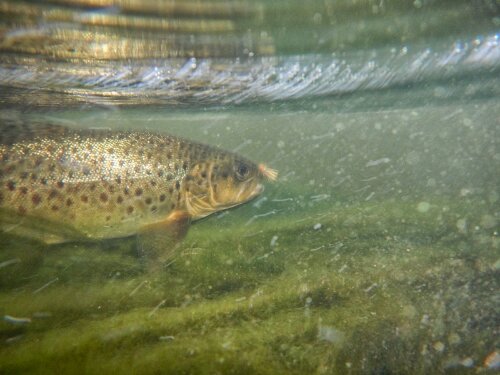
xmin=270 ymin=235 xmax=279 ymax=247
xmin=159 ymin=336 xmax=175 ymax=341
xmin=3 ymin=315 xmax=31 ymax=325
xmin=317 ymin=325 xmax=345 ymax=345
xmin=460 ymin=357 xmax=474 ymax=367
xmin=416 ymin=201 xmax=430 ymax=213
xmin=420 ymin=314 xmax=430 ymax=325
xmin=433 ymin=341 xmax=445 ymax=352
xmin=480 ymin=214 xmax=497 ymax=229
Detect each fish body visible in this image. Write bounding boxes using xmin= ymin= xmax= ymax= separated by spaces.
xmin=0 ymin=122 xmax=275 ymax=246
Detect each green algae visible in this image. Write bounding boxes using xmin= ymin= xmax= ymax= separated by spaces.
xmin=0 ymin=199 xmax=498 ymax=374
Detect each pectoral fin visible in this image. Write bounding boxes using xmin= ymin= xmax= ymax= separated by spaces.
xmin=137 ymin=210 xmax=191 ymax=272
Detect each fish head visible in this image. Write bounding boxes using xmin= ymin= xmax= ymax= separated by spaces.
xmin=184 ymin=154 xmax=276 ymax=220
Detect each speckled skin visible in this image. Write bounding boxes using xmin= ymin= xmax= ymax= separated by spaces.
xmin=0 ymin=124 xmax=264 ymax=243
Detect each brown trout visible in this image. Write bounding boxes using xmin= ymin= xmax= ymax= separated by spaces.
xmin=0 ymin=121 xmax=277 ymax=261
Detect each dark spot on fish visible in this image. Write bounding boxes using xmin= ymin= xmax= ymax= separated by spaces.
xmin=146 ymin=152 xmax=152 ymax=160
xmin=134 ymin=166 xmax=140 ymax=173
xmin=31 ymin=194 xmax=41 ymax=205
xmin=115 ymin=176 xmax=122 ymax=184
xmin=81 ymin=195 xmax=88 ymax=203
xmin=168 ymin=187 xmax=174 ymax=194
xmin=20 ymin=171 xmax=28 ymax=180
xmin=106 ymin=215 xmax=111 ymax=221
xmin=18 ymin=206 xmax=26 ymax=215
xmin=108 ymin=185 xmax=115 ymax=193
xmin=51 ymin=205 xmax=59 ymax=211
xmin=150 ymin=180 xmax=157 ymax=187
xmin=182 ymin=162 xmax=188 ymax=170
xmin=31 ymin=173 xmax=37 ymax=181
xmin=90 ymin=184 xmax=96 ymax=191
xmin=82 ymin=167 xmax=91 ymax=176
xmin=159 ymin=194 xmax=166 ymax=202
xmin=197 ymin=179 xmax=204 ymax=186
xmin=48 ymin=190 xmax=58 ymax=199
xmin=145 ymin=197 xmax=152 ymax=205
xmin=107 ymin=148 xmax=114 ymax=154
xmin=151 ymin=205 xmax=157 ymax=212
xmin=167 ymin=153 xmax=172 ymax=159
xmin=48 ymin=164 xmax=56 ymax=172
xmin=66 ymin=198 xmax=73 ymax=207
xmin=34 ymin=157 xmax=43 ymax=167
xmin=175 ymin=181 xmax=180 ymax=190
xmin=19 ymin=187 xmax=28 ymax=195
xmin=68 ymin=171 xmax=74 ymax=179
xmin=135 ymin=188 xmax=143 ymax=196
xmin=158 ymin=170 xmax=164 ymax=178
xmin=40 ymin=178 xmax=48 ymax=185
xmin=100 ymin=193 xmax=108 ymax=202
xmin=201 ymin=171 xmax=207 ymax=178
xmin=119 ymin=160 xmax=125 ymax=167
xmin=117 ymin=196 xmax=123 ymax=204
xmin=127 ymin=206 xmax=134 ymax=214
xmin=57 ymin=181 xmax=64 ymax=189
xmin=166 ymin=174 xmax=173 ymax=181
xmin=222 ymin=172 xmax=229 ymax=179
xmin=7 ymin=181 xmax=15 ymax=191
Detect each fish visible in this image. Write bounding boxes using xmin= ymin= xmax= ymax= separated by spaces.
xmin=0 ymin=119 xmax=277 ymax=266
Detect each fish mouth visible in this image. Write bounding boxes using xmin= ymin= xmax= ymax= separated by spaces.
xmin=237 ymin=182 xmax=264 ymax=203
xmin=188 ymin=183 xmax=264 ymax=220
xmin=252 ymin=183 xmax=265 ymax=198
xmin=218 ymin=183 xmax=264 ymax=212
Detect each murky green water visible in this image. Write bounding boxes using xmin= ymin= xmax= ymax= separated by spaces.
xmin=1 ymin=1 xmax=499 ymax=374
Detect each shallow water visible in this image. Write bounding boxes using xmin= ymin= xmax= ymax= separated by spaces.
xmin=1 ymin=1 xmax=499 ymax=374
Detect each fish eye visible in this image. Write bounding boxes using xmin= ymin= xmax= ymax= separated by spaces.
xmin=235 ymin=162 xmax=250 ymax=180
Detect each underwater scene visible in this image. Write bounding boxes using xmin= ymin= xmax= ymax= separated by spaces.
xmin=0 ymin=1 xmax=499 ymax=374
